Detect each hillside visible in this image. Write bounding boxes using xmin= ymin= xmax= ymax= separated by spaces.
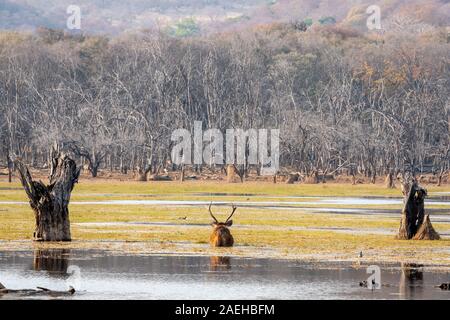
xmin=0 ymin=0 xmax=448 ymax=35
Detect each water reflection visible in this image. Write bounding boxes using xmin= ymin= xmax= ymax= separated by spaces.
xmin=399 ymin=263 xmax=424 ymax=299
xmin=209 ymin=256 xmax=231 ymax=272
xmin=32 ymin=249 xmax=70 ymax=276
xmin=1 ymin=250 xmax=449 ymax=300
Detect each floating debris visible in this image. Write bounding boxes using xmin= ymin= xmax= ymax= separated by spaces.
xmin=0 ymin=282 xmax=75 ymax=297
xmin=438 ymin=283 xmax=450 ymax=290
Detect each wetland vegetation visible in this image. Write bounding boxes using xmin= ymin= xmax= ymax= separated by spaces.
xmin=1 ymin=178 xmax=449 ymax=266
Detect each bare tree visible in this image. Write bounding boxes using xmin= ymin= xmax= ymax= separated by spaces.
xmin=14 ymin=148 xmax=80 ymax=241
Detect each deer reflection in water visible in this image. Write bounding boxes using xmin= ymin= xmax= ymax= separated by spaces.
xmin=209 ymin=256 xmax=231 ymax=272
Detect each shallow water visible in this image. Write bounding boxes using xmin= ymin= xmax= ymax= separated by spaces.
xmin=0 ymin=250 xmax=449 ymax=300
xmin=2 ymin=196 xmax=450 ymax=227
xmin=2 ymin=195 xmax=450 ymax=207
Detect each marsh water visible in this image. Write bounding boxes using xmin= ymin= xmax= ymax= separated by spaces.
xmin=0 ymin=250 xmax=449 ymax=300
xmin=4 ymin=193 xmax=450 ymax=237
xmin=1 ymin=193 xmax=450 ymax=299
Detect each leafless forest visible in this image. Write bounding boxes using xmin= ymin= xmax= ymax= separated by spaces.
xmin=0 ymin=23 xmax=449 ymax=180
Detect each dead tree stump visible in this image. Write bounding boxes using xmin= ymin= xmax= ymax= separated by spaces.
xmin=134 ymin=166 xmax=151 ymax=181
xmin=385 ymin=172 xmax=395 ymax=189
xmin=15 ymin=150 xmax=80 ymax=241
xmin=286 ymin=173 xmax=299 ymax=184
xmin=397 ymin=182 xmax=440 ymax=240
xmin=304 ymin=170 xmax=319 ymax=184
xmin=413 ymin=215 xmax=440 ymax=240
xmin=227 ymin=164 xmax=243 ymax=183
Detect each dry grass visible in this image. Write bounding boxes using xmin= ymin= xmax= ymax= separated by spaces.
xmin=1 ymin=179 xmax=450 ymax=265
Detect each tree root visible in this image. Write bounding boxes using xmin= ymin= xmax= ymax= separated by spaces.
xmin=412 ymin=215 xmax=441 ymax=240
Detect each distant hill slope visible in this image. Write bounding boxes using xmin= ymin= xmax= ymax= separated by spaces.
xmin=0 ymin=0 xmax=448 ymax=34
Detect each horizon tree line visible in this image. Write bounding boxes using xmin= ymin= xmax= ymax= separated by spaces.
xmin=0 ymin=24 xmax=449 ymax=182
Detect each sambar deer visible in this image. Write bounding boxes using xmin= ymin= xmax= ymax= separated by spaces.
xmin=208 ymin=202 xmax=237 ymax=247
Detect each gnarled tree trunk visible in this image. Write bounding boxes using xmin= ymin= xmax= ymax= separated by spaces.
xmin=413 ymin=215 xmax=440 ymax=240
xmin=15 ymin=150 xmax=80 ymax=241
xmin=397 ymin=181 xmax=440 ymax=240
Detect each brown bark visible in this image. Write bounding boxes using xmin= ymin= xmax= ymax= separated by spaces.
xmin=15 ymin=150 xmax=80 ymax=241
xmin=397 ymin=182 xmax=440 ymax=240
xmin=226 ymin=164 xmax=238 ymax=183
xmin=412 ymin=215 xmax=440 ymax=240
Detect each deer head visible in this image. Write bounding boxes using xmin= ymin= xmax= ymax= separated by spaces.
xmin=208 ymin=202 xmax=236 ymax=247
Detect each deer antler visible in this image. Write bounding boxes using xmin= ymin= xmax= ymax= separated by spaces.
xmin=208 ymin=202 xmax=218 ymax=223
xmin=225 ymin=203 xmax=237 ymax=223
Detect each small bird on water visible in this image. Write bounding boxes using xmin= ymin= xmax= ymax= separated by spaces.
xmin=438 ymin=283 xmax=450 ymax=290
